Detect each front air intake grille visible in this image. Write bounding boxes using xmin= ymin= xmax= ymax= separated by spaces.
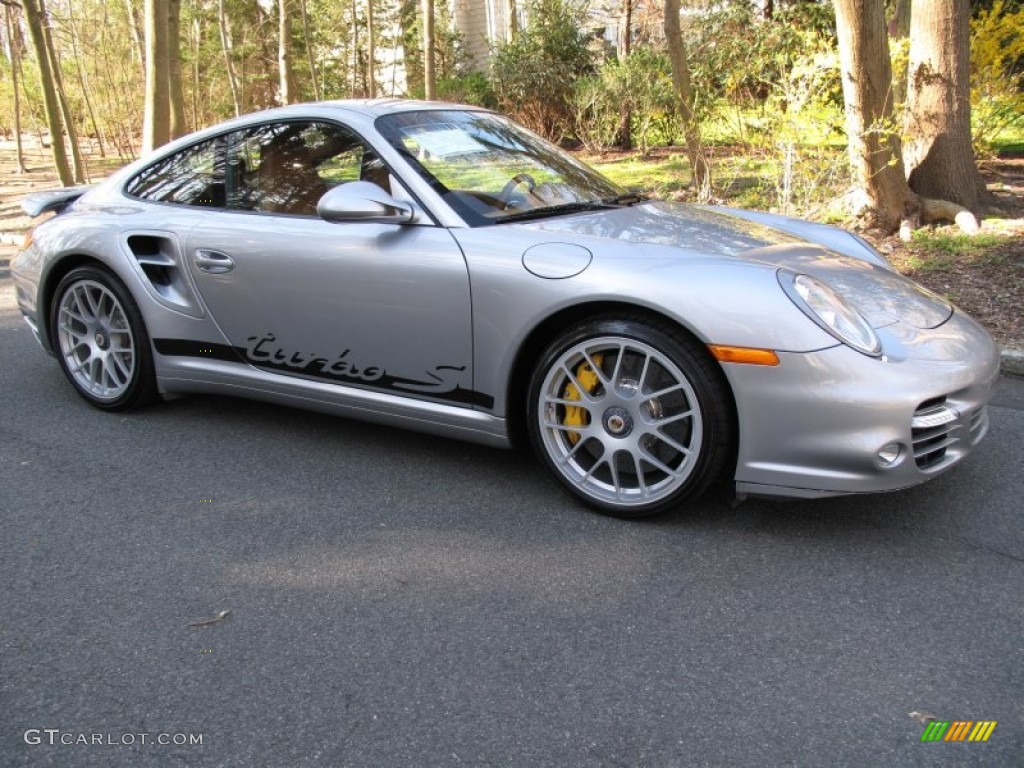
xmin=911 ymin=398 xmax=961 ymax=470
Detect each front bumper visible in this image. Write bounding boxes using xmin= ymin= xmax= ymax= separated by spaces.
xmin=725 ymin=311 xmax=1000 ymax=499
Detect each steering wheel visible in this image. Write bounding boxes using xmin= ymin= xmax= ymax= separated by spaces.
xmin=499 ymin=173 xmax=537 ymax=205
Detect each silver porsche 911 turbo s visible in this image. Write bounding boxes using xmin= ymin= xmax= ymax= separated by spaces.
xmin=12 ymin=99 xmax=1000 ymax=516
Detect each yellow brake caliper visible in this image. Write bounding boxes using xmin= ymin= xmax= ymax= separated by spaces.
xmin=562 ymin=354 xmax=603 ymax=445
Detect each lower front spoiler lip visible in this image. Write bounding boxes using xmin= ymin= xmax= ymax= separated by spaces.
xmin=22 ymin=315 xmax=45 ymax=350
xmin=722 ymin=314 xmax=999 ymax=499
xmin=733 ymin=401 xmax=991 ymax=499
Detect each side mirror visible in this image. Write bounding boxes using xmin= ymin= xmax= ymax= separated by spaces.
xmin=317 ymin=181 xmax=414 ymax=225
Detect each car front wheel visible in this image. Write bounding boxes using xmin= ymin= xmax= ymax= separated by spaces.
xmin=50 ymin=265 xmax=158 ymax=411
xmin=528 ymin=317 xmax=734 ymax=517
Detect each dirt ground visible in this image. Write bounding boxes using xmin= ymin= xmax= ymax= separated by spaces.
xmin=1 ymin=139 xmax=1021 ymax=349
xmin=877 ymin=156 xmax=1024 ymax=350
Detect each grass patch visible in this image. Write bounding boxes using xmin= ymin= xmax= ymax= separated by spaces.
xmin=897 ymin=230 xmax=1017 ymax=272
xmin=579 ymin=144 xmax=848 ymax=216
xmin=581 ymin=152 xmax=694 ymax=197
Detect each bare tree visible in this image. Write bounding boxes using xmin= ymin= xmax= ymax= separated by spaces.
xmin=507 ymin=0 xmax=518 ymax=40
xmin=66 ymin=0 xmax=107 ymax=159
xmin=892 ymin=0 xmax=911 ymax=36
xmin=903 ymin=0 xmax=987 ymax=210
xmin=123 ymin=0 xmax=144 ymax=65
xmin=618 ymin=0 xmax=636 ymax=150
xmin=217 ymin=0 xmax=241 ymax=116
xmin=366 ymin=0 xmax=376 ymax=98
xmin=168 ymin=0 xmax=186 ymax=137
xmin=3 ymin=0 xmax=28 ymax=172
xmin=833 ymin=0 xmax=917 ymax=232
xmin=278 ymin=0 xmax=295 ymax=104
xmin=143 ymin=0 xmax=170 ymax=153
xmin=422 ymin=0 xmax=435 ymax=99
xmin=21 ymin=0 xmax=72 ymax=184
xmin=664 ymin=0 xmax=710 ymax=200
xmin=300 ymin=0 xmax=320 ymax=100
xmin=400 ymin=0 xmax=423 ymax=96
xmin=834 ymin=0 xmax=976 ymax=235
xmin=350 ymin=0 xmax=359 ymax=95
xmin=40 ymin=0 xmax=86 ymax=181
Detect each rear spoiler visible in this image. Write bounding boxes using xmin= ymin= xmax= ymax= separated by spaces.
xmin=22 ymin=185 xmax=93 ymax=217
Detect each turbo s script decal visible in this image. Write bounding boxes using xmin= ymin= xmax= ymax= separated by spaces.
xmin=152 ymin=336 xmax=494 ymax=408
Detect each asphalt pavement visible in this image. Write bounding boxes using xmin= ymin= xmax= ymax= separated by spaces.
xmin=1 ymin=275 xmax=1021 ymax=767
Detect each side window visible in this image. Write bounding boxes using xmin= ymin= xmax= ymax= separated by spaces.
xmin=125 ymin=137 xmax=226 ymax=207
xmin=225 ymin=121 xmax=391 ymax=217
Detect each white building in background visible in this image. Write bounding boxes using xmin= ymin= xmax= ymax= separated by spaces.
xmin=449 ymin=0 xmax=625 ymax=73
xmin=451 ymin=0 xmax=515 ymax=72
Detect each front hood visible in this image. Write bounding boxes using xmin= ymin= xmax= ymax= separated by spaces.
xmin=519 ymin=201 xmax=952 ymax=330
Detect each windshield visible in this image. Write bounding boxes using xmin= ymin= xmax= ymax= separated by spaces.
xmin=375 ymin=110 xmax=627 ymax=226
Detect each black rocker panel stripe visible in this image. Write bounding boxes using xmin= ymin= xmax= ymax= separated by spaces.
xmin=152 ymin=338 xmax=495 ymax=409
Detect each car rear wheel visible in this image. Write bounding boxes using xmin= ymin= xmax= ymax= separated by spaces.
xmin=528 ymin=317 xmax=734 ymax=517
xmin=50 ymin=266 xmax=158 ymax=411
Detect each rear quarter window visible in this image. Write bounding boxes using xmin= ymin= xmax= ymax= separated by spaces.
xmin=125 ymin=137 xmax=226 ymax=207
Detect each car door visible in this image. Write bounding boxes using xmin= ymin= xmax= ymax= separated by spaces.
xmin=185 ymin=119 xmax=477 ymax=407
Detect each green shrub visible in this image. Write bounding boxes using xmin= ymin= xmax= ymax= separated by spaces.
xmin=572 ymin=47 xmax=678 ymax=153
xmin=970 ymin=0 xmax=1024 ymax=152
xmin=489 ymin=0 xmax=594 ymax=140
xmin=437 ymin=72 xmax=497 ymax=109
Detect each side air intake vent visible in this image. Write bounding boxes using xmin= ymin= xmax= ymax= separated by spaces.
xmin=125 ymin=233 xmax=201 ymax=316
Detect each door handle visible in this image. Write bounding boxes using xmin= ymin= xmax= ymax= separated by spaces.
xmin=194 ymin=249 xmax=235 ymax=274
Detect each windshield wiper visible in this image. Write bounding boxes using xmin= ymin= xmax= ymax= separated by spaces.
xmin=604 ymin=192 xmax=649 ymax=206
xmin=496 ymin=201 xmax=616 ymax=224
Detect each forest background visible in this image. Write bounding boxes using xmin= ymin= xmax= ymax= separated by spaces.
xmin=1 ymin=0 xmax=1022 ymax=348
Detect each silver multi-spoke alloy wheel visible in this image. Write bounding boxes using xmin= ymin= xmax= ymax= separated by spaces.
xmin=537 ymin=334 xmax=705 ymax=510
xmin=51 ymin=266 xmax=157 ymax=411
xmin=57 ymin=279 xmax=137 ymax=400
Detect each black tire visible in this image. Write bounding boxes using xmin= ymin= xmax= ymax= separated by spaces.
xmin=49 ymin=265 xmax=158 ymax=412
xmin=527 ymin=316 xmax=734 ymax=517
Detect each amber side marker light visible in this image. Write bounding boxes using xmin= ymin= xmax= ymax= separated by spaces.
xmin=21 ymin=230 xmax=33 ymax=250
xmin=708 ymin=344 xmax=780 ymax=366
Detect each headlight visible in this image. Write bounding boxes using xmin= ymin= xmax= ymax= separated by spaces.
xmin=779 ymin=271 xmax=881 ymax=357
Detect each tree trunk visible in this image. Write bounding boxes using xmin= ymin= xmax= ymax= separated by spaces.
xmin=168 ymin=0 xmax=186 ymax=137
xmin=300 ymin=0 xmax=320 ymax=100
xmin=366 ymin=0 xmax=376 ymax=98
xmin=893 ymin=0 xmax=911 ymax=37
xmin=618 ymin=0 xmax=633 ymax=151
xmin=507 ymin=0 xmax=517 ymax=41
xmin=217 ymin=0 xmax=241 ymax=116
xmin=190 ymin=5 xmax=201 ymax=127
xmin=664 ymin=0 xmax=709 ymax=200
xmin=351 ymin=0 xmax=359 ymax=96
xmin=124 ymin=0 xmax=144 ymax=66
xmin=40 ymin=0 xmax=87 ymax=182
xmin=97 ymin=0 xmax=137 ymax=160
xmin=21 ymin=0 xmax=72 ymax=185
xmin=4 ymin=1 xmax=28 ymax=172
xmin=278 ymin=0 xmax=295 ymax=104
xmin=422 ymin=0 xmax=435 ymax=100
xmin=834 ymin=0 xmax=917 ymax=233
xmin=400 ymin=0 xmax=422 ymax=97
xmin=903 ymin=0 xmax=986 ymax=210
xmin=66 ymin=0 xmax=107 ymax=159
xmin=143 ymin=0 xmax=170 ymax=153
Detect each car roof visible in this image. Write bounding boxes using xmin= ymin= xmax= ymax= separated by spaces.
xmin=313 ymin=98 xmax=488 ymax=116
xmin=249 ymin=98 xmax=489 ymax=122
